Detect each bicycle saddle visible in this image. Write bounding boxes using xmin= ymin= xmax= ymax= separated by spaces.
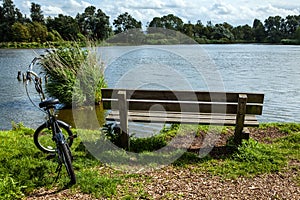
xmin=39 ymin=98 xmax=60 ymax=108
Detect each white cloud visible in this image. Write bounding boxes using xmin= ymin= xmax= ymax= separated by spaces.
xmin=13 ymin=0 xmax=300 ymax=27
xmin=61 ymin=0 xmax=91 ymax=16
xmin=42 ymin=5 xmax=64 ymax=16
xmin=211 ymin=3 xmax=235 ymax=15
xmin=257 ymin=4 xmax=300 ymax=18
xmin=66 ymin=0 xmax=91 ymax=10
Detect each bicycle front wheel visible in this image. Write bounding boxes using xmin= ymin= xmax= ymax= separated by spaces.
xmin=60 ymin=143 xmax=76 ymax=184
xmin=34 ymin=120 xmax=74 ymax=154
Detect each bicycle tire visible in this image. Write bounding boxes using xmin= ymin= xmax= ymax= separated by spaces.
xmin=34 ymin=120 xmax=74 ymax=154
xmin=60 ymin=143 xmax=76 ymax=184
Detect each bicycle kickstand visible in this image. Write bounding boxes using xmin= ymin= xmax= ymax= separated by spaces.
xmin=54 ymin=163 xmax=63 ymax=182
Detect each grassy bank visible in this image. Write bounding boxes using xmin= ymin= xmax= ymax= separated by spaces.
xmin=0 ymin=123 xmax=299 ymax=199
xmin=0 ymin=41 xmax=92 ymax=49
xmin=1 ymin=39 xmax=299 ymax=49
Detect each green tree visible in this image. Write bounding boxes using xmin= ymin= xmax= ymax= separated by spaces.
xmin=182 ymin=21 xmax=195 ymax=38
xmin=46 ymin=30 xmax=63 ymax=41
xmin=2 ymin=0 xmax=16 ymax=23
xmin=284 ymin=15 xmax=300 ymax=38
xmin=30 ymin=3 xmax=44 ymax=23
xmin=295 ymin=26 xmax=300 ymax=41
xmin=113 ymin=12 xmax=142 ymax=34
xmin=148 ymin=17 xmax=162 ymax=28
xmin=253 ymin=19 xmax=266 ymax=42
xmin=212 ymin=23 xmax=234 ymax=40
xmin=148 ymin=14 xmax=184 ymax=31
xmin=0 ymin=0 xmax=24 ymax=41
xmin=47 ymin=14 xmax=80 ymax=40
xmin=11 ymin=21 xmax=30 ymax=42
xmin=76 ymin=6 xmax=112 ymax=40
xmin=204 ymin=21 xmax=214 ymax=39
xmin=232 ymin=25 xmax=243 ymax=40
xmin=241 ymin=24 xmax=254 ymax=41
xmin=28 ymin=21 xmax=48 ymax=42
xmin=94 ymin=8 xmax=112 ymax=39
xmin=264 ymin=16 xmax=284 ymax=43
xmin=194 ymin=20 xmax=205 ymax=38
xmin=147 ymin=17 xmax=163 ymax=34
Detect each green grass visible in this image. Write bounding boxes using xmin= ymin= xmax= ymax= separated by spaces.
xmin=0 ymin=122 xmax=299 ymax=199
xmin=174 ymin=123 xmax=300 ymax=179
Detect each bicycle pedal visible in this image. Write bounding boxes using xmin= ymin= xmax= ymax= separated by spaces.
xmin=70 ymin=135 xmax=78 ymax=139
xmin=46 ymin=153 xmax=56 ymax=160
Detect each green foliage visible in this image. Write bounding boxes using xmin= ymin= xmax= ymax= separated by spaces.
xmin=46 ymin=14 xmax=80 ymax=41
xmin=28 ymin=22 xmax=48 ymax=42
xmin=148 ymin=14 xmax=184 ymax=31
xmin=194 ymin=139 xmax=287 ymax=179
xmin=130 ymin=135 xmax=167 ymax=153
xmin=113 ymin=12 xmax=142 ymax=34
xmin=76 ymin=6 xmax=112 ymax=40
xmin=0 ymin=126 xmax=115 ymax=199
xmin=30 ymin=3 xmax=44 ymax=23
xmin=11 ymin=22 xmax=30 ymax=42
xmin=0 ymin=176 xmax=25 ymax=200
xmin=0 ymin=127 xmax=55 ymax=196
xmin=40 ymin=42 xmax=107 ymax=107
xmin=234 ymin=139 xmax=286 ymax=165
xmin=281 ymin=39 xmax=300 ymax=45
xmin=77 ymin=170 xmax=121 ymax=198
xmin=260 ymin=122 xmax=300 ymax=134
xmin=11 ymin=122 xmax=34 ymax=135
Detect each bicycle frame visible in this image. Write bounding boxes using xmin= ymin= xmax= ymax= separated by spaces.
xmin=23 ymin=56 xmax=76 ymax=184
xmin=47 ymin=110 xmax=67 ymax=145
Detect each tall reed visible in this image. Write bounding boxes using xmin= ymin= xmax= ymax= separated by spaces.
xmin=40 ymin=42 xmax=107 ymax=107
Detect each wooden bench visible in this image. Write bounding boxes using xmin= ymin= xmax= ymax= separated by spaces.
xmin=101 ymin=88 xmax=264 ymax=149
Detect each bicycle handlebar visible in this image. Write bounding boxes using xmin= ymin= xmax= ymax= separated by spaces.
xmin=25 ymin=57 xmax=46 ymax=101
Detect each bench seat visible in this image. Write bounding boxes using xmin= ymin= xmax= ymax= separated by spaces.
xmin=106 ymin=111 xmax=259 ymax=127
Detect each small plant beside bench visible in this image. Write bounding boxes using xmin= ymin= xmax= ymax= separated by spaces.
xmin=101 ymin=89 xmax=264 ymax=149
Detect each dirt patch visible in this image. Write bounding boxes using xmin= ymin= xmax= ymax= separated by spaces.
xmin=143 ymin=166 xmax=300 ymax=199
xmin=26 ymin=188 xmax=96 ymax=200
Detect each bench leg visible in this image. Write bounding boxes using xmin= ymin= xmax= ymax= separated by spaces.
xmin=234 ymin=94 xmax=248 ymax=145
xmin=118 ymin=91 xmax=129 ymax=150
xmin=234 ymin=127 xmax=250 ymax=144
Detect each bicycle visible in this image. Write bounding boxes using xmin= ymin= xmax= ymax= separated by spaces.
xmin=24 ymin=57 xmax=77 ymax=184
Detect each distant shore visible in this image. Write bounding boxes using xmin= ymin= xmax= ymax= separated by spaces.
xmin=1 ymin=39 xmax=299 ymax=49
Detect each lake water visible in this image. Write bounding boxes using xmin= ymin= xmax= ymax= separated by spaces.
xmin=1 ymin=44 xmax=300 ymax=130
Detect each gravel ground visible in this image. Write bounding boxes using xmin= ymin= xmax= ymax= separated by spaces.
xmin=26 ymin=127 xmax=300 ymax=200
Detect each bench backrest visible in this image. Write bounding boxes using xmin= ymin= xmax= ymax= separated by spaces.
xmin=101 ymin=88 xmax=264 ymax=115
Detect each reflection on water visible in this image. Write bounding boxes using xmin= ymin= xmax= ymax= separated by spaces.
xmin=57 ymin=104 xmax=106 ymax=129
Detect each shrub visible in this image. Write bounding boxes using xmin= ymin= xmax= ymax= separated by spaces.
xmin=40 ymin=42 xmax=107 ymax=107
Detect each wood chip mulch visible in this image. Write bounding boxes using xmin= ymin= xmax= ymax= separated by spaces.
xmin=143 ymin=166 xmax=300 ymax=200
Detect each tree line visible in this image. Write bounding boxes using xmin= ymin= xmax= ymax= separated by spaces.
xmin=1 ymin=0 xmax=300 ymax=45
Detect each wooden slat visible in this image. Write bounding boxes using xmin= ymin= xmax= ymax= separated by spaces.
xmin=106 ymin=112 xmax=259 ymax=127
xmin=101 ymin=88 xmax=264 ymax=104
xmin=108 ymin=111 xmax=258 ymax=121
xmin=103 ymin=100 xmax=263 ymax=115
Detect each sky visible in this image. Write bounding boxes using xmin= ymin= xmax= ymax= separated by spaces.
xmin=14 ymin=0 xmax=300 ymax=27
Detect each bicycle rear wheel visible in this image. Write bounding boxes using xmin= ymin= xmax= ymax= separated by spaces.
xmin=34 ymin=120 xmax=74 ymax=153
xmin=60 ymin=143 xmax=76 ymax=184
